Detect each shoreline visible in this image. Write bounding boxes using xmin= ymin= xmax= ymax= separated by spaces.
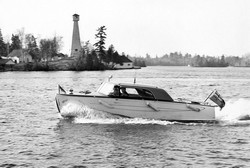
xmin=1 ymin=63 xmax=249 ymax=72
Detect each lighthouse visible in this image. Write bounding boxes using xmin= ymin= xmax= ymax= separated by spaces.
xmin=70 ymin=14 xmax=81 ymax=57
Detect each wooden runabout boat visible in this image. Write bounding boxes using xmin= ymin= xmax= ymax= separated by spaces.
xmin=55 ymin=80 xmax=225 ymax=122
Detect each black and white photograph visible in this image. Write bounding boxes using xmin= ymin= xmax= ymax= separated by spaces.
xmin=0 ymin=0 xmax=250 ymax=167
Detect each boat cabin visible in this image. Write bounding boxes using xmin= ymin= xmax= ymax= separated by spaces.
xmin=97 ymin=82 xmax=174 ymax=102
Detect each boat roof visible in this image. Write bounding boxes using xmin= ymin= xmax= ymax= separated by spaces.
xmin=105 ymin=82 xmax=174 ymax=101
xmin=118 ymin=83 xmax=158 ymax=88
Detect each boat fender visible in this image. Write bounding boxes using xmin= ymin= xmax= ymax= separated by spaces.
xmin=191 ymin=101 xmax=200 ymax=104
xmin=186 ymin=104 xmax=200 ymax=112
xmin=98 ymin=100 xmax=114 ymax=109
xmin=146 ymin=102 xmax=159 ymax=112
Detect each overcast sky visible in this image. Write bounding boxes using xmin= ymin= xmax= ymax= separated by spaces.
xmin=0 ymin=0 xmax=250 ymax=57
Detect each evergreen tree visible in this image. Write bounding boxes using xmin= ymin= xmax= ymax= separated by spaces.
xmin=25 ymin=34 xmax=39 ymax=61
xmin=0 ymin=29 xmax=7 ymax=56
xmin=106 ymin=44 xmax=115 ymax=65
xmin=90 ymin=50 xmax=100 ymax=69
xmin=113 ymin=51 xmax=120 ymax=64
xmin=133 ymin=58 xmax=138 ymax=66
xmin=94 ymin=26 xmax=107 ymax=62
xmin=9 ymin=34 xmax=22 ymax=52
xmin=141 ymin=60 xmax=146 ymax=67
xmin=74 ymin=49 xmax=86 ymax=71
xmin=85 ymin=53 xmax=93 ymax=70
xmin=220 ymin=55 xmax=227 ymax=66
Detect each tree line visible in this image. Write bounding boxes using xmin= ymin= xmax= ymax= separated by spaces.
xmin=132 ymin=52 xmax=250 ymax=67
xmin=0 ymin=26 xmax=132 ymax=71
xmin=0 ymin=28 xmax=63 ymax=61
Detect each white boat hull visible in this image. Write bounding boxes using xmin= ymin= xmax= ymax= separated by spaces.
xmin=55 ymin=94 xmax=216 ymax=121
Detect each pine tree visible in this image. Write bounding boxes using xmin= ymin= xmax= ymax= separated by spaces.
xmin=94 ymin=26 xmax=107 ymax=62
xmin=25 ymin=34 xmax=39 ymax=61
xmin=90 ymin=50 xmax=100 ymax=69
xmin=85 ymin=53 xmax=93 ymax=70
xmin=113 ymin=51 xmax=120 ymax=64
xmin=10 ymin=34 xmax=22 ymax=52
xmin=106 ymin=44 xmax=115 ymax=65
xmin=74 ymin=49 xmax=85 ymax=71
xmin=0 ymin=29 xmax=7 ymax=56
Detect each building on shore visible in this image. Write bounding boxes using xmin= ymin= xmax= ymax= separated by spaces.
xmin=7 ymin=49 xmax=33 ymax=63
xmin=113 ymin=56 xmax=135 ymax=69
xmin=0 ymin=58 xmax=15 ymax=71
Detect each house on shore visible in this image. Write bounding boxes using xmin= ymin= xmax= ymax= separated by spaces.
xmin=0 ymin=58 xmax=15 ymax=71
xmin=7 ymin=49 xmax=33 ymax=63
xmin=114 ymin=55 xmax=136 ymax=69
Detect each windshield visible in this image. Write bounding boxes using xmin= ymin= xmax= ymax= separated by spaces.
xmin=97 ymin=82 xmax=115 ymax=95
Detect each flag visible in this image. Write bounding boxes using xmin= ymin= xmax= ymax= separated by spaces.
xmin=209 ymin=90 xmax=225 ymax=109
xmin=58 ymin=85 xmax=66 ymax=94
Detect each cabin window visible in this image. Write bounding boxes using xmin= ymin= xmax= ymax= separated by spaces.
xmin=114 ymin=88 xmax=139 ymax=98
xmin=119 ymin=88 xmax=155 ymax=99
xmin=126 ymin=88 xmax=138 ymax=95
xmin=128 ymin=64 xmax=130 ymax=66
xmin=136 ymin=89 xmax=155 ymax=99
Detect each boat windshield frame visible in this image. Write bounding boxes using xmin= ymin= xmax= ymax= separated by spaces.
xmin=97 ymin=82 xmax=115 ymax=96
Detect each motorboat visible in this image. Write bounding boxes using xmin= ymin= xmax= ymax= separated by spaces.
xmin=55 ymin=79 xmax=225 ymax=122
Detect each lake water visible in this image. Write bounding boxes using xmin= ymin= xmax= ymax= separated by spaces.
xmin=0 ymin=66 xmax=250 ymax=168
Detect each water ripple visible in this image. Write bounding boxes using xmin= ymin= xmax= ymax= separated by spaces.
xmin=1 ymin=67 xmax=250 ymax=167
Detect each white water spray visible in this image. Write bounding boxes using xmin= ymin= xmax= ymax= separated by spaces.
xmin=216 ymin=98 xmax=250 ymax=125
xmin=60 ymin=102 xmax=176 ymax=125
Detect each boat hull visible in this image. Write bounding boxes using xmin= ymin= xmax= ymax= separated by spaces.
xmin=55 ymin=94 xmax=216 ymax=121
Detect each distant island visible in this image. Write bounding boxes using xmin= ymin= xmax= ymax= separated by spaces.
xmin=0 ymin=52 xmax=143 ymax=71
xmin=132 ymin=52 xmax=250 ymax=67
xmin=2 ymin=49 xmax=250 ymax=71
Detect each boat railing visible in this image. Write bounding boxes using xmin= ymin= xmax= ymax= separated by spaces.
xmin=176 ymin=98 xmax=211 ymax=106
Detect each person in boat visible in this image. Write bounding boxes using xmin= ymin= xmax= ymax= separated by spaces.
xmin=121 ymin=87 xmax=129 ymax=97
xmin=109 ymin=85 xmax=121 ymax=97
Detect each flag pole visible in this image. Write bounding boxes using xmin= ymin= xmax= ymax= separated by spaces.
xmin=204 ymin=90 xmax=216 ymax=103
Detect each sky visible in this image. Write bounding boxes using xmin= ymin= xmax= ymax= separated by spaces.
xmin=0 ymin=0 xmax=250 ymax=57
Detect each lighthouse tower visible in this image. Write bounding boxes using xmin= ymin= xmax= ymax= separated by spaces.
xmin=70 ymin=14 xmax=81 ymax=57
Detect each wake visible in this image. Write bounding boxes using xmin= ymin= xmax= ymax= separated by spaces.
xmin=216 ymin=98 xmax=250 ymax=126
xmin=59 ymin=99 xmax=250 ymax=126
xmin=60 ymin=102 xmax=176 ymax=125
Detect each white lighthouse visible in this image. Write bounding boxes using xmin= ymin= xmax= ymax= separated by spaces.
xmin=70 ymin=14 xmax=81 ymax=57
